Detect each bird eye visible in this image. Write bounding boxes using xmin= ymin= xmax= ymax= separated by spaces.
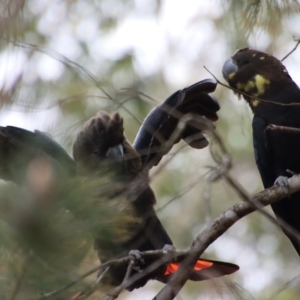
xmin=94 ymin=149 xmax=98 ymax=155
xmin=242 ymin=59 xmax=249 ymax=65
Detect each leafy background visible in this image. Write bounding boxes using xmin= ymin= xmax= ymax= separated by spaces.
xmin=1 ymin=0 xmax=300 ymax=299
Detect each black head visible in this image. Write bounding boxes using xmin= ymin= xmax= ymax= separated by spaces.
xmin=222 ymin=48 xmax=293 ymax=106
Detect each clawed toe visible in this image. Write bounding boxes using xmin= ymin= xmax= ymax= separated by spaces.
xmin=128 ymin=250 xmax=145 ymax=271
xmin=162 ymin=244 xmax=176 ymax=253
xmin=274 ymin=176 xmax=290 ymax=196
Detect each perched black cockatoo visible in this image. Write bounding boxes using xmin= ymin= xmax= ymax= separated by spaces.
xmin=73 ymin=110 xmax=238 ymax=290
xmin=223 ymin=48 xmax=300 ymax=254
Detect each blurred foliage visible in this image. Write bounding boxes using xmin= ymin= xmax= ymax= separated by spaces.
xmin=0 ymin=0 xmax=300 ymax=299
xmin=0 ymin=161 xmax=137 ymax=299
xmin=226 ymin=0 xmax=300 ymax=37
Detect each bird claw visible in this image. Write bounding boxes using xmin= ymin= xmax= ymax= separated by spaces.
xmin=274 ymin=176 xmax=290 ymax=196
xmin=162 ymin=244 xmax=176 ymax=253
xmin=128 ymin=250 xmax=145 ymax=271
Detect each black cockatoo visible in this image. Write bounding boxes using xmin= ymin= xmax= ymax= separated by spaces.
xmin=0 ymin=80 xmax=238 ymax=292
xmin=223 ymin=48 xmax=300 ymax=255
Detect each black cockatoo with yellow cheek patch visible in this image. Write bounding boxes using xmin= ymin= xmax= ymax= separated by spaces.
xmin=223 ymin=48 xmax=300 ymax=255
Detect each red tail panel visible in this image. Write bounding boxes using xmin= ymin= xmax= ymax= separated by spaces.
xmin=164 ymin=260 xmax=213 ymax=275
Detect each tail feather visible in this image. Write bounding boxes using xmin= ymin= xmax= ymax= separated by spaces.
xmin=157 ymin=258 xmax=239 ymax=283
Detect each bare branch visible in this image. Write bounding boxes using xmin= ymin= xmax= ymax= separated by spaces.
xmin=267 ymin=124 xmax=300 ymax=134
xmin=153 ymin=174 xmax=300 ymax=300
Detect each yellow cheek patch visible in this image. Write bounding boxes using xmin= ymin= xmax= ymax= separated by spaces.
xmin=236 ymin=80 xmax=255 ymax=93
xmin=243 ymin=80 xmax=256 ymax=92
xmin=236 ymin=82 xmax=245 ymax=90
xmin=228 ymin=72 xmax=236 ymax=79
xmin=254 ymin=74 xmax=270 ymax=95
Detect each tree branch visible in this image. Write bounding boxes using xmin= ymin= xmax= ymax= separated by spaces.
xmin=281 ymin=37 xmax=300 ymax=62
xmin=153 ymin=174 xmax=300 ymax=300
xmin=267 ymin=124 xmax=300 ymax=134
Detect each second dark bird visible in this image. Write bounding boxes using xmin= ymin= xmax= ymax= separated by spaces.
xmin=223 ymin=48 xmax=300 ymax=255
xmin=0 ymin=80 xmax=239 ymax=292
xmin=73 ymin=110 xmax=239 ymax=290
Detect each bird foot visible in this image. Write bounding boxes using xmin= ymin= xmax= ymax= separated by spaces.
xmin=274 ymin=176 xmax=290 ymax=196
xmin=162 ymin=244 xmax=176 ymax=253
xmin=128 ymin=250 xmax=145 ymax=271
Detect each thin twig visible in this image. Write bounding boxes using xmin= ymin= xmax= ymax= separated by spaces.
xmin=38 ymin=249 xmax=186 ymax=300
xmin=7 ymin=39 xmax=142 ymax=124
xmin=203 ymin=182 xmax=212 ymax=224
xmin=269 ymin=274 xmax=300 ymax=300
xmin=102 ymin=257 xmax=135 ymax=300
xmin=38 ymin=265 xmax=101 ymax=299
xmin=204 ymin=66 xmax=300 ymax=107
xmin=157 ymin=170 xmax=211 ymax=212
xmin=75 ymin=267 xmax=110 ymax=300
xmin=281 ymin=38 xmax=300 ymax=62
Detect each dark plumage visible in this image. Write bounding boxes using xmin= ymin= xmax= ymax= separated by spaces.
xmin=0 ymin=126 xmax=75 ymax=184
xmin=0 ymin=80 xmax=239 ymax=292
xmin=73 ymin=111 xmax=239 ymax=289
xmin=223 ymin=48 xmax=300 ymax=254
xmin=133 ymin=79 xmax=220 ymax=170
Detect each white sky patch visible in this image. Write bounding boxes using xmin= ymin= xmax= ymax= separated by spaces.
xmin=50 ymin=30 xmax=82 ymax=61
xmin=0 ymin=48 xmax=27 ymax=91
xmin=257 ymin=233 xmax=279 ymax=256
xmin=100 ymin=17 xmax=166 ymax=77
xmin=37 ymin=1 xmax=67 ymax=36
xmin=37 ymin=54 xmax=65 ymax=81
xmin=0 ymin=105 xmax=62 ymax=133
xmin=210 ymin=236 xmax=245 ymax=262
xmin=248 ymin=30 xmax=272 ymax=50
xmin=160 ymin=0 xmax=203 ymax=37
xmin=243 ymin=268 xmax=274 ymax=293
xmin=75 ymin=18 xmax=99 ymax=43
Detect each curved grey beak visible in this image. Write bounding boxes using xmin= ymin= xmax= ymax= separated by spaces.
xmin=106 ymin=144 xmax=124 ymax=159
xmin=222 ymin=58 xmax=238 ymax=81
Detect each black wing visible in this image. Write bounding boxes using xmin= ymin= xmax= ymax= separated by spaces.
xmin=252 ymin=115 xmax=274 ymax=188
xmin=133 ymin=79 xmax=219 ymax=170
xmin=0 ymin=126 xmax=75 ymax=184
